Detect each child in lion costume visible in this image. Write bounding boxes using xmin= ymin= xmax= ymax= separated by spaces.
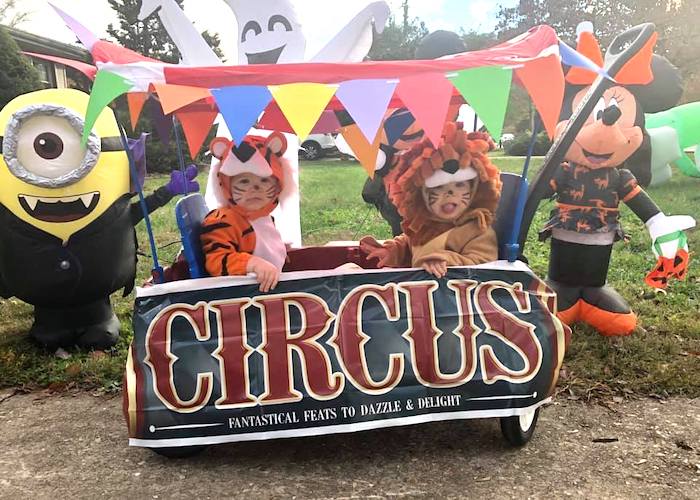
xmin=361 ymin=122 xmax=502 ymax=277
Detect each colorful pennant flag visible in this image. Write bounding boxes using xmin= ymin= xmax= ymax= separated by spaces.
xmin=151 ymin=83 xmax=211 ymax=115
xmin=82 ymin=70 xmax=133 ymax=145
xmin=211 ymin=85 xmax=272 ymax=145
xmin=257 ymin=101 xmax=294 ymax=133
xmin=127 ymin=92 xmax=149 ymax=131
xmin=175 ymin=106 xmax=219 ymax=158
xmin=149 ymin=99 xmax=173 ymax=145
xmin=396 ymin=73 xmax=454 ymax=147
xmin=449 ymin=66 xmax=512 ymax=141
xmin=559 ymin=41 xmax=612 ymax=83
xmin=515 ymin=55 xmax=565 ymax=138
xmin=336 ymin=79 xmax=397 ymax=143
xmin=340 ymin=124 xmax=382 ymax=176
xmin=269 ymin=83 xmax=337 ymax=140
xmin=311 ymin=110 xmax=342 ymax=134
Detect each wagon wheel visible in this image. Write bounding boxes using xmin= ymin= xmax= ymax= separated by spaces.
xmin=500 ymin=407 xmax=540 ymax=447
xmin=150 ymin=445 xmax=209 ymax=459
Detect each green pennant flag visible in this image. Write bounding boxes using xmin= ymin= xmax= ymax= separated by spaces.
xmin=449 ymin=66 xmax=513 ymax=141
xmin=82 ymin=70 xmax=134 ymax=145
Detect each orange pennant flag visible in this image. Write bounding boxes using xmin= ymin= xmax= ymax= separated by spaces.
xmin=152 ymin=83 xmax=211 ymax=115
xmin=516 ymin=55 xmax=565 ymax=138
xmin=174 ymin=106 xmax=218 ymax=158
xmin=127 ymin=92 xmax=149 ymax=131
xmin=340 ymin=124 xmax=382 ymax=177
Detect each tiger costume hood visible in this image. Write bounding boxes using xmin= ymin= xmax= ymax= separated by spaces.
xmin=386 ymin=122 xmax=502 ymax=246
xmin=209 ymin=132 xmax=294 ymax=220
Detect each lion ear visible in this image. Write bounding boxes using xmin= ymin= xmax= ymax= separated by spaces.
xmin=210 ymin=137 xmax=232 ymax=160
xmin=265 ymin=132 xmax=288 ymax=157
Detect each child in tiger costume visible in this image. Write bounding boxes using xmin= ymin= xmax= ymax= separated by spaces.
xmin=200 ymin=132 xmax=290 ymax=292
xmin=361 ymin=122 xmax=501 ymax=277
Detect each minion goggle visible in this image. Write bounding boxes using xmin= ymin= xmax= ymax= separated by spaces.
xmin=0 ymin=104 xmax=124 ymax=188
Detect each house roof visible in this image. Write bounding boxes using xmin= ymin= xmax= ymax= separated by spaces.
xmin=4 ymin=25 xmax=91 ymax=63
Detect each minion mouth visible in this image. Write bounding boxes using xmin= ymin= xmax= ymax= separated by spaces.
xmin=18 ymin=192 xmax=100 ymax=223
xmin=246 ymin=45 xmax=286 ymax=64
xmin=582 ymin=148 xmax=613 ymax=164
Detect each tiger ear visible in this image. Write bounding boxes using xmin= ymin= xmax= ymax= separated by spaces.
xmin=265 ymin=132 xmax=288 ymax=157
xmin=210 ymin=137 xmax=232 ymax=160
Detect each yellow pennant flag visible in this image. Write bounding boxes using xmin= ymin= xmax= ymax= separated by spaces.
xmin=269 ymin=83 xmax=337 ymax=140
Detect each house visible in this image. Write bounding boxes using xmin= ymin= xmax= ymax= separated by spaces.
xmin=5 ymin=25 xmax=92 ymax=91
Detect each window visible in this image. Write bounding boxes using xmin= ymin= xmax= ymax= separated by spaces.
xmin=30 ymin=59 xmax=56 ymax=89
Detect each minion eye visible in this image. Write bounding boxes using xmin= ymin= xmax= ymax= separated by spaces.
xmin=2 ymin=104 xmax=101 ymax=188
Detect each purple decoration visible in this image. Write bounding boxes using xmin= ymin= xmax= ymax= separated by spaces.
xmin=336 ymin=79 xmax=398 ymax=141
xmin=127 ymin=132 xmax=149 ymax=189
xmin=149 ymin=100 xmax=173 ymax=145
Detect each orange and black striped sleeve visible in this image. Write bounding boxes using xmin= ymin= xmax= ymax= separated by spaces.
xmin=200 ymin=210 xmax=255 ymax=276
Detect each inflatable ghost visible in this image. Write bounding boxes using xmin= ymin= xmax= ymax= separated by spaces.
xmin=0 ymin=89 xmax=197 ymax=349
xmin=138 ymin=0 xmax=390 ymax=247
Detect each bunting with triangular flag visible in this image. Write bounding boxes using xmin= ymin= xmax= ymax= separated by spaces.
xmin=339 ymin=124 xmax=382 ymax=176
xmin=336 ymin=79 xmax=397 ymax=143
xmin=151 ymin=83 xmax=211 ymax=115
xmin=149 ymin=98 xmax=173 ymax=145
xmin=127 ymin=92 xmax=149 ymax=131
xmin=396 ymin=73 xmax=455 ymax=147
xmin=174 ymin=106 xmax=219 ymax=158
xmin=211 ymin=85 xmax=272 ymax=145
xmin=82 ymin=70 xmax=133 ymax=145
xmin=515 ymin=55 xmax=565 ymax=138
xmin=269 ymin=83 xmax=337 ymax=140
xmin=449 ymin=66 xmax=512 ymax=141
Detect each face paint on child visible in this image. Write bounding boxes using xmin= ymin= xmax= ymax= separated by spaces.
xmin=230 ymin=173 xmax=280 ymax=211
xmin=425 ymin=180 xmax=476 ymax=221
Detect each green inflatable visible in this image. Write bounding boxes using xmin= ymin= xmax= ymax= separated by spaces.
xmin=646 ymin=102 xmax=700 ymax=179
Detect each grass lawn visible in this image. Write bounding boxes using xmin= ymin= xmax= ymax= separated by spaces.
xmin=1 ymin=157 xmax=698 ymax=398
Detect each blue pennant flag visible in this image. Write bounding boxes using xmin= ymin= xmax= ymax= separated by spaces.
xmin=211 ymin=86 xmax=273 ymax=145
xmin=559 ymin=41 xmax=614 ymax=82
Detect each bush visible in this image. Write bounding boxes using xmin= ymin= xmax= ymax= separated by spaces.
xmin=504 ymin=131 xmax=552 ymax=156
xmin=0 ymin=26 xmax=41 ymax=109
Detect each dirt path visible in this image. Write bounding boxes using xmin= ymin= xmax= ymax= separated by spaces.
xmin=0 ymin=391 xmax=698 ymax=499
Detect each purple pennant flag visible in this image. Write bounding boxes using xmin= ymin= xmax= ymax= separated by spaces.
xmin=559 ymin=41 xmax=613 ymax=81
xmin=149 ymin=99 xmax=173 ymax=145
xmin=336 ymin=79 xmax=398 ymax=142
xmin=211 ymin=86 xmax=272 ymax=145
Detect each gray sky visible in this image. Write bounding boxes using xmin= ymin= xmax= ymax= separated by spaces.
xmin=8 ymin=0 xmax=517 ymax=60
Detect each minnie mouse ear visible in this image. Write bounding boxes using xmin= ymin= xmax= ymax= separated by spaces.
xmin=628 ymin=55 xmax=683 ymax=113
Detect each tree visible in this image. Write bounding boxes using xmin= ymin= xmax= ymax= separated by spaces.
xmin=460 ymin=30 xmax=497 ymax=51
xmin=368 ymin=0 xmax=429 ymax=60
xmin=106 ymin=0 xmax=223 ymax=63
xmin=0 ymin=25 xmax=41 ymax=109
xmin=0 ymin=0 xmax=31 ymax=28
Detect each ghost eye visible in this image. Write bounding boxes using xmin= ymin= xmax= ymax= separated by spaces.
xmin=241 ymin=20 xmax=262 ymax=42
xmin=268 ymin=14 xmax=292 ymax=32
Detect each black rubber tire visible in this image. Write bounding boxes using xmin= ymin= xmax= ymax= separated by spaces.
xmin=500 ymin=408 xmax=540 ymax=447
xmin=300 ymin=141 xmax=323 ymax=161
xmin=150 ymin=445 xmax=208 ymax=459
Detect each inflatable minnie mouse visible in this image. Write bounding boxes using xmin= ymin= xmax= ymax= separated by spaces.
xmin=540 ymin=24 xmax=695 ymax=336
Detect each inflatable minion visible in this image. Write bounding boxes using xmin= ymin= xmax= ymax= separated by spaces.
xmin=0 ymin=89 xmax=197 ymax=349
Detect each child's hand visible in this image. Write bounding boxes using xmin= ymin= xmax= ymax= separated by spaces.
xmin=422 ymin=259 xmax=448 ymax=278
xmin=360 ymin=236 xmax=390 ymax=267
xmin=247 ymin=256 xmax=280 ymax=292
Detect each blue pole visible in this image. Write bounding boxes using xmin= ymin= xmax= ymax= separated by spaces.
xmin=118 ymin=125 xmax=165 ymax=283
xmin=172 ymin=115 xmax=188 ymax=188
xmin=505 ymin=125 xmax=539 ymax=262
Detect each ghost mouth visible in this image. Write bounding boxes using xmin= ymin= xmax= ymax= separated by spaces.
xmin=582 ymin=148 xmax=614 ymax=165
xmin=18 ymin=192 xmax=100 ymax=223
xmin=246 ymin=45 xmax=286 ymax=64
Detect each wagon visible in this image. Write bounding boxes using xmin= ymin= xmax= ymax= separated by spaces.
xmin=108 ymin=23 xmax=651 ymax=457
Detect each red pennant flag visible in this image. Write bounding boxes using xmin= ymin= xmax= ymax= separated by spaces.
xmin=257 ymin=101 xmax=294 ymax=134
xmin=174 ymin=106 xmax=218 ymax=158
xmin=516 ymin=55 xmax=565 ymax=138
xmin=152 ymin=83 xmax=211 ymax=115
xmin=396 ymin=73 xmax=455 ymax=147
xmin=127 ymin=92 xmax=149 ymax=131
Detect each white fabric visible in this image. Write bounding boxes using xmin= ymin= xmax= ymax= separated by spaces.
xmin=251 ymin=216 xmax=287 ymax=271
xmin=646 ymin=213 xmax=695 ymax=258
xmin=424 ymin=166 xmax=478 ymax=188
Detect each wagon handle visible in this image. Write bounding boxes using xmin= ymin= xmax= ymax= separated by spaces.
xmin=517 ymin=23 xmax=656 ymax=252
